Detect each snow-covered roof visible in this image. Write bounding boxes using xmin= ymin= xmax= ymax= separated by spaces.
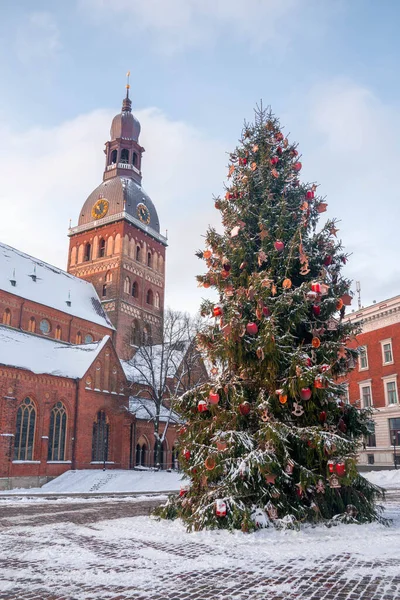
xmin=0 ymin=326 xmax=109 ymax=379
xmin=0 ymin=242 xmax=114 ymax=330
xmin=122 ymin=341 xmax=190 ymax=385
xmin=129 ymin=396 xmax=181 ymax=423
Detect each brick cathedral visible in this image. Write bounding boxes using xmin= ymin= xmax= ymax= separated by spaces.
xmin=0 ymin=84 xmax=178 ymax=490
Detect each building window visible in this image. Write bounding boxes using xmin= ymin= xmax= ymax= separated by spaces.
xmin=14 ymin=398 xmax=36 ymax=461
xmin=381 ymin=340 xmax=393 ymax=365
xmin=76 ymin=331 xmax=82 ymax=344
xmin=98 ymin=238 xmax=106 ymax=258
xmin=386 ymin=380 xmax=398 ymax=405
xmin=143 ymin=324 xmax=151 ymax=344
xmin=367 ymin=454 xmax=375 ymax=465
xmin=95 ymin=361 xmax=101 ymax=389
xmin=84 ymin=242 xmax=91 ymax=262
xmin=120 ymin=148 xmax=129 ymax=164
xmin=154 ymin=292 xmax=160 ymax=309
xmin=146 ymin=289 xmax=153 ymax=305
xmin=55 ymin=325 xmax=62 ymax=340
xmin=365 ymin=421 xmax=376 ymax=447
xmin=136 ymin=245 xmax=141 ymax=262
xmin=2 ymin=308 xmax=11 ymax=326
xmin=130 ymin=320 xmax=140 ymax=346
xmin=132 ymin=152 xmax=138 ymax=167
xmin=85 ymin=334 xmax=93 ymax=344
xmin=124 ymin=276 xmax=131 ymax=294
xmin=28 ymin=317 xmax=36 ymax=333
xmin=105 ymin=270 xmax=112 ymax=283
xmin=389 ymin=417 xmax=400 ymax=445
xmin=132 ymin=281 xmax=139 ymax=298
xmin=48 ymin=402 xmax=67 ymax=461
xmin=359 ymin=346 xmax=368 ymax=370
xmin=102 ymin=284 xmax=107 ymax=297
xmin=136 ymin=443 xmax=147 ymax=466
xmin=92 ymin=411 xmax=109 ymax=462
xmin=147 ymin=251 xmax=152 ymax=268
xmin=39 ymin=319 xmax=51 ymax=335
xmin=361 ymin=384 xmax=372 ymax=407
xmin=110 ymin=149 xmax=117 ymax=164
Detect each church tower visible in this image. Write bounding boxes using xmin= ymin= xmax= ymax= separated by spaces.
xmin=67 ymin=78 xmax=167 ymax=359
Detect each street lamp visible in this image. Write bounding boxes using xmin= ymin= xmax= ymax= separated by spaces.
xmin=103 ymin=433 xmax=108 ymax=472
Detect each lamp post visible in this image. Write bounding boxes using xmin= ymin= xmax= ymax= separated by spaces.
xmin=103 ymin=433 xmax=108 ymax=472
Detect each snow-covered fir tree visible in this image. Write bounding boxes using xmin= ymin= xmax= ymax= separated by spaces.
xmin=157 ymin=106 xmax=383 ymax=531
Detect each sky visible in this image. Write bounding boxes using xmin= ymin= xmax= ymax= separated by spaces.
xmin=0 ymin=0 xmax=400 ymax=314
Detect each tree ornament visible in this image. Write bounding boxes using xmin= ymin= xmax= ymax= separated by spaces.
xmin=306 ymin=291 xmax=318 ymax=302
xmin=209 ymin=392 xmax=220 ymax=405
xmin=252 ymin=144 xmax=259 ymax=152
xmin=205 ymin=455 xmax=216 ymax=471
xmin=293 ymin=161 xmax=302 ymax=171
xmin=300 ymin=387 xmax=312 ymax=401
xmin=271 ymin=168 xmax=279 ymax=178
xmin=346 ymin=505 xmax=358 ymax=517
xmin=183 ymin=449 xmax=191 ymax=460
xmin=238 ymin=157 xmax=247 ymax=166
xmin=312 ymin=305 xmax=321 ymax=317
xmin=338 ymin=418 xmax=347 ymax=433
xmin=261 ymin=409 xmax=270 ymax=422
xmin=274 ymin=240 xmax=284 ymax=252
xmin=285 ymin=459 xmax=295 ymax=474
xmin=314 ymin=375 xmax=328 ymax=389
xmin=246 ymin=322 xmax=258 ymax=335
xmin=327 ymin=460 xmax=335 ymax=474
xmin=279 ymin=393 xmax=288 ymax=405
xmin=258 ymin=250 xmax=267 ymax=265
xmin=262 ymin=306 xmax=271 ymax=317
xmin=292 ymin=402 xmax=304 ymax=417
xmin=265 ymin=473 xmax=277 ymax=484
xmin=282 ymin=278 xmax=292 ymax=289
xmin=251 ymin=162 xmax=257 ymax=171
xmin=319 ymin=411 xmax=327 ymax=423
xmin=179 ymin=487 xmax=188 ymax=497
xmin=312 ymin=337 xmax=321 ymax=349
xmin=336 ymin=462 xmax=346 ymax=477
xmin=317 ymin=202 xmax=328 ymax=213
xmin=256 ymin=347 xmax=265 ymax=360
xmin=216 ymin=440 xmax=227 ymax=452
xmin=275 ymin=131 xmax=284 ymax=142
xmin=329 ymin=474 xmax=341 ymax=489
xmin=239 ymin=401 xmax=251 ymax=416
xmin=221 ymin=270 xmax=230 ymax=280
xmin=327 ymin=318 xmax=338 ymax=331
xmin=230 ymin=226 xmax=240 ymax=237
xmin=315 ymin=479 xmax=325 ymax=494
xmin=323 ymin=255 xmax=333 ymax=266
xmin=213 ymin=305 xmax=223 ymax=317
xmin=266 ymin=501 xmax=278 ymax=520
xmin=215 ymin=499 xmax=227 ymax=517
xmin=311 ymin=282 xmax=321 ymax=293
xmin=198 ymin=400 xmax=208 ymax=413
xmin=203 ymin=250 xmax=212 ymax=259
xmin=306 ymin=190 xmax=315 ymax=199
xmin=270 ymin=157 xmax=279 ymax=165
xmin=341 ymin=293 xmax=352 ymax=306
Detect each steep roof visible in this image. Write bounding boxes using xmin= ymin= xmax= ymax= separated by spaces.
xmin=0 ymin=326 xmax=109 ymax=379
xmin=129 ymin=396 xmax=180 ymax=423
xmin=0 ymin=242 xmax=114 ymax=330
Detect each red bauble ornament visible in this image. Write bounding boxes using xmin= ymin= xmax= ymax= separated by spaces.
xmin=215 ymin=499 xmax=227 ymax=517
xmin=213 ymin=305 xmax=222 ymax=317
xmin=246 ymin=322 xmax=258 ymax=335
xmin=306 ymin=190 xmax=314 ymax=199
xmin=291 ymin=148 xmax=299 ymax=157
xmin=223 ymin=262 xmax=231 ymax=272
xmin=305 ymin=357 xmax=312 ymax=367
xmin=323 ymin=255 xmax=333 ymax=266
xmin=277 ymin=146 xmax=283 ymax=155
xmin=336 ymin=462 xmax=346 ymax=477
xmin=327 ymin=460 xmax=334 ymax=473
xmin=184 ymin=449 xmax=191 ymax=460
xmin=300 ymin=387 xmax=312 ymax=401
xmin=179 ymin=488 xmax=187 ymax=497
xmin=209 ymin=392 xmax=220 ymax=405
xmin=198 ymin=400 xmax=208 ymax=413
xmin=338 ymin=419 xmax=347 ymax=433
xmin=239 ymin=401 xmax=251 ymax=416
xmin=262 ymin=306 xmax=271 ymax=317
xmin=239 ymin=157 xmax=247 ymax=166
xmin=319 ymin=411 xmax=327 ymax=423
xmin=270 ymin=157 xmax=279 ymax=165
xmin=274 ymin=240 xmax=284 ymax=252
xmin=293 ymin=161 xmax=302 ymax=171
xmin=314 ymin=376 xmax=328 ymax=389
xmin=311 ymin=282 xmax=321 ymax=293
xmin=312 ymin=305 xmax=321 ymax=317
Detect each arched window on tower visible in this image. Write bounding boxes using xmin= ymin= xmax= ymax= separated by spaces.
xmin=143 ymin=324 xmax=151 ymax=344
xmin=48 ymin=402 xmax=67 ymax=461
xmin=110 ymin=149 xmax=117 ymax=164
xmin=146 ymin=289 xmax=153 ymax=306
xmin=132 ymin=281 xmax=139 ymax=298
xmin=130 ymin=320 xmax=140 ymax=346
xmin=154 ymin=292 xmax=160 ymax=309
xmin=120 ymin=149 xmax=129 ymax=164
xmin=84 ymin=243 xmax=91 ymax=262
xmin=124 ymin=276 xmax=131 ymax=294
xmin=28 ymin=317 xmax=36 ymax=332
xmin=136 ymin=245 xmax=141 ymax=262
xmin=98 ymin=238 xmax=106 ymax=258
xmin=147 ymin=251 xmax=152 ymax=268
xmin=132 ymin=152 xmax=138 ymax=167
xmin=105 ymin=271 xmax=112 ymax=283
xmin=2 ymin=309 xmax=11 ymax=326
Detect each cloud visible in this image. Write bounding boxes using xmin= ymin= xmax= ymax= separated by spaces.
xmin=15 ymin=12 xmax=61 ymax=65
xmin=0 ymin=106 xmax=225 ymax=314
xmin=79 ymin=0 xmax=299 ymax=53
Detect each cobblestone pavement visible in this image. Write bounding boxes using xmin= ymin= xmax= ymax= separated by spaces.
xmin=0 ymin=496 xmax=399 ymax=600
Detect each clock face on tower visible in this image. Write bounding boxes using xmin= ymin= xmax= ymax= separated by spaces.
xmin=92 ymin=198 xmax=109 ymax=220
xmin=137 ymin=203 xmax=150 ymax=225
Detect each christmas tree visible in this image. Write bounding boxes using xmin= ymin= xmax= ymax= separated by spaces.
xmin=158 ymin=106 xmax=384 ymax=531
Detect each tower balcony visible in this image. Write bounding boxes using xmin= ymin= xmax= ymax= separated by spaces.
xmin=106 ymin=162 xmax=141 ymax=174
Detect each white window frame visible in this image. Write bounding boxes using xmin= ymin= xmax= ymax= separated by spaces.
xmin=381 ymin=338 xmax=394 ymax=366
xmin=358 ymin=346 xmax=369 ymax=371
xmin=358 ymin=379 xmax=373 ymax=408
xmin=382 ymin=374 xmax=398 ymax=406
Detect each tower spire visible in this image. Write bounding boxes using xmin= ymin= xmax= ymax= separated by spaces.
xmin=122 ymin=71 xmax=132 ymax=112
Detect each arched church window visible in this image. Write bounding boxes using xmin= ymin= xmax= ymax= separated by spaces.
xmin=98 ymin=238 xmax=106 ymax=258
xmin=85 ymin=334 xmax=93 ymax=344
xmin=94 ymin=361 xmax=101 ymax=389
xmin=146 ymin=289 xmax=153 ymax=306
xmin=48 ymin=402 xmax=67 ymax=461
xmin=110 ymin=149 xmax=117 ymax=164
xmin=14 ymin=398 xmax=36 ymax=461
xmin=105 ymin=271 xmax=112 ymax=283
xmin=124 ymin=276 xmax=131 ymax=294
xmin=2 ymin=308 xmax=11 ymax=326
xmin=136 ymin=245 xmax=141 ymax=262
xmin=154 ymin=292 xmax=160 ymax=309
xmin=76 ymin=331 xmax=82 ymax=344
xmin=92 ymin=411 xmax=109 ymax=462
xmin=84 ymin=243 xmax=91 ymax=262
xmin=120 ymin=149 xmax=129 ymax=164
xmin=55 ymin=325 xmax=62 ymax=340
xmin=136 ymin=442 xmax=147 ymax=466
xmin=131 ymin=320 xmax=140 ymax=346
xmin=132 ymin=281 xmax=139 ymax=298
xmin=39 ymin=319 xmax=51 ymax=335
xmin=147 ymin=251 xmax=152 ymax=268
xmin=28 ymin=317 xmax=36 ymax=333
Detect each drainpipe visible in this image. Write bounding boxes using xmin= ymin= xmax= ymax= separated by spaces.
xmin=71 ymin=378 xmax=80 ymax=470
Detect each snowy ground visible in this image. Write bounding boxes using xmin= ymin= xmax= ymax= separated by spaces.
xmin=0 ymin=468 xmax=184 ymax=495
xmin=0 ymin=498 xmax=399 ymax=599
xmin=363 ymin=468 xmax=400 ymax=489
